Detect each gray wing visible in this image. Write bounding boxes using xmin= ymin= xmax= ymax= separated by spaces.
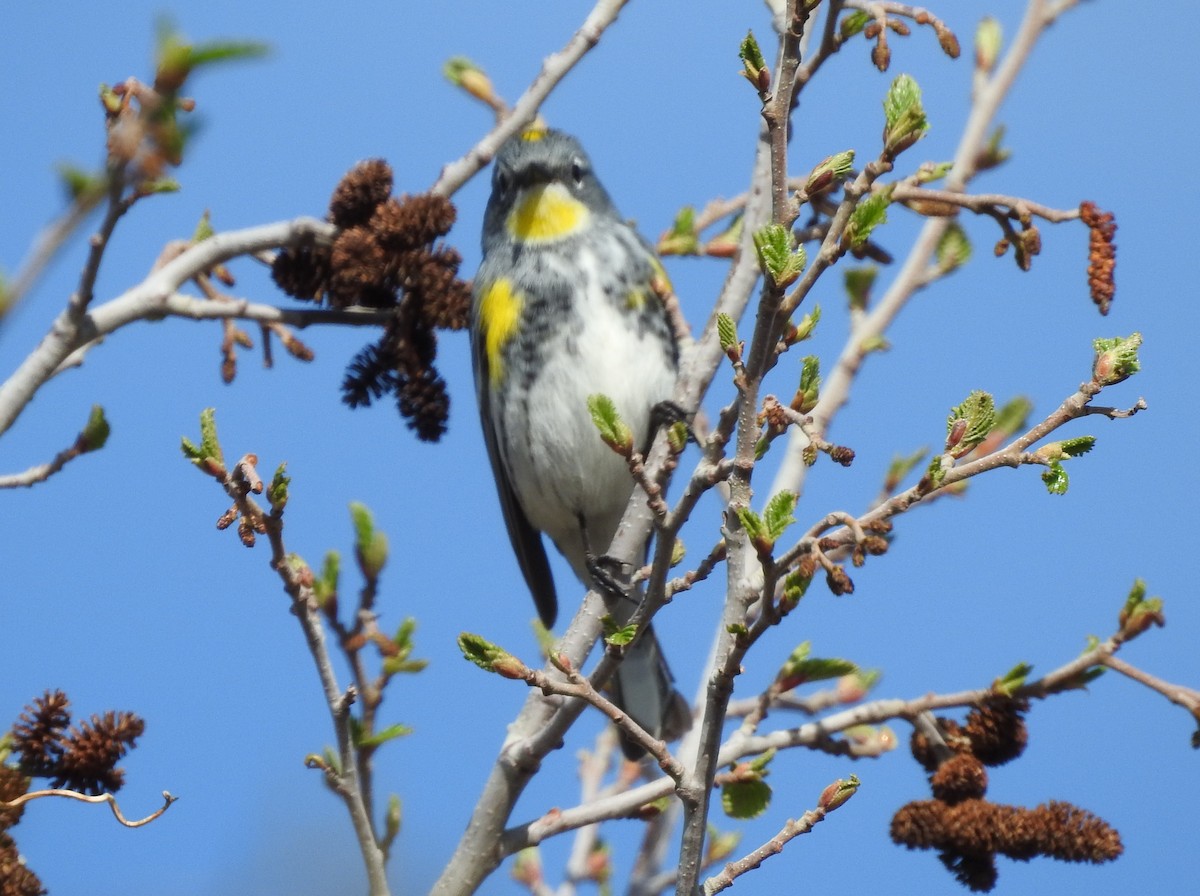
xmin=470 ymin=319 xmax=559 ymax=628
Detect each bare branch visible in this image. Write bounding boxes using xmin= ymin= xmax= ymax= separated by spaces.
xmin=209 ymin=457 xmax=391 ymax=896
xmin=701 ymin=805 xmax=827 ymax=894
xmin=0 ymin=217 xmax=335 ymax=440
xmin=769 ymin=0 xmax=1075 ymax=500
xmin=1 ymin=788 xmax=177 ymax=828
xmin=431 ymin=0 xmax=633 ymax=198
xmin=1101 ymin=655 xmax=1200 ymax=719
xmin=2 ymin=190 xmax=104 ymax=318
xmin=0 ymin=429 xmax=94 ymax=488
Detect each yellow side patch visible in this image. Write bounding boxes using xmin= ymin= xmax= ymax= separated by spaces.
xmin=506 ymin=183 xmax=589 ymax=243
xmin=479 ymin=278 xmax=523 ymax=387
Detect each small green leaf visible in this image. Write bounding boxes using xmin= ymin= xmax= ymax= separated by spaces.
xmin=355 ymin=722 xmax=414 ymax=749
xmin=753 ymin=223 xmax=806 ymax=288
xmin=197 ymin=407 xmax=221 ymax=461
xmin=936 ymin=222 xmax=972 ymax=273
xmin=747 ymin=748 xmax=776 ymax=774
xmin=658 ymin=205 xmax=700 ymax=255
xmin=978 ymin=125 xmax=1012 ymax=172
xmin=1037 ymin=436 xmax=1096 ymax=462
xmin=267 ymin=462 xmax=290 ymax=511
xmin=350 ymin=502 xmax=389 ymax=578
xmin=457 ymin=632 xmax=527 ymax=678
xmin=704 ymin=213 xmax=744 ymax=257
xmin=738 ymin=30 xmax=770 ymax=91
xmin=393 ymin=617 xmax=417 ymax=652
xmin=818 ymin=774 xmax=860 ymax=811
xmin=1118 ymin=578 xmax=1165 ymax=640
xmin=587 ymin=393 xmax=633 ymax=455
xmin=882 ymin=74 xmax=929 ymax=158
xmin=994 ymin=661 xmax=1033 ymax=696
xmin=603 ymin=619 xmax=639 ymax=648
xmin=793 ymin=355 xmax=820 ymax=414
xmin=884 ymin=447 xmax=929 ymax=493
xmin=155 ymin=21 xmax=268 ymax=92
xmin=763 ymin=491 xmax=798 ymax=542
xmin=843 ymin=266 xmax=877 ymax=310
xmin=780 ymin=570 xmax=812 ymax=608
xmin=776 ymin=641 xmax=858 ymax=690
xmin=387 ymin=658 xmax=429 ymax=675
xmin=1092 ymin=333 xmax=1142 ymax=385
xmin=1060 ymin=435 xmax=1096 ymax=457
xmin=916 ymin=160 xmax=954 ymax=184
xmin=717 ymin=312 xmax=738 ymax=352
xmin=192 ymin=210 xmax=215 ymax=243
xmin=923 ymin=454 xmax=948 ymax=489
xmin=804 ymin=150 xmax=855 ymax=197
xmin=793 ymin=304 xmax=821 ymax=342
xmin=442 ymin=56 xmax=493 ymax=101
xmin=670 ymin=538 xmax=686 ymax=568
xmin=55 ymin=163 xmax=107 ymax=203
xmin=383 ymin=793 xmax=402 ymax=849
xmin=845 ymin=188 xmax=892 ymax=248
xmin=945 ymin=390 xmax=995 ymax=458
xmin=1042 ymin=461 xmax=1069 ymax=495
xmin=975 ymin=17 xmax=1003 ymax=74
xmin=840 ymin=11 xmax=871 ymax=38
xmin=992 ymin=396 xmax=1032 ymax=439
xmin=735 ymin=507 xmax=766 ymax=544
xmin=314 ymin=550 xmax=340 ymax=608
xmin=79 ymin=405 xmax=110 ymax=453
xmin=721 ymin=777 xmax=772 ymax=820
xmin=182 ymin=408 xmax=225 ymax=476
xmin=859 ymin=334 xmax=890 ymax=354
xmin=705 ymin=825 xmax=742 ymax=865
xmin=138 ymin=178 xmax=181 ymax=195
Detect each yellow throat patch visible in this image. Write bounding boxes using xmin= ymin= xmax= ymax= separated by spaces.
xmin=479 ymin=277 xmax=523 ymax=387
xmin=506 ymin=182 xmax=589 ymax=243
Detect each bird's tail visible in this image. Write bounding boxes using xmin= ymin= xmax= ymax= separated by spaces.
xmin=611 ymin=623 xmax=692 ymax=759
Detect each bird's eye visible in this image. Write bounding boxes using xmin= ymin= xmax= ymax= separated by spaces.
xmin=570 ymin=159 xmax=586 ymax=186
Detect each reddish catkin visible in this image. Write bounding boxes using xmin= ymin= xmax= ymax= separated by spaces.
xmin=1079 ymin=201 xmax=1117 ymax=315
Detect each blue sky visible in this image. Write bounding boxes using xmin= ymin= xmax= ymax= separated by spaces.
xmin=2 ymin=2 xmax=1197 ymax=895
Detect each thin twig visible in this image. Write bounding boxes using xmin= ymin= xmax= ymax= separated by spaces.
xmin=431 ymin=0 xmax=633 ymax=197
xmin=1101 ymin=655 xmax=1200 ymax=717
xmin=0 ymin=427 xmax=94 ymax=488
xmin=499 ymin=631 xmax=1121 ymax=849
xmin=0 ymin=788 xmax=176 ymax=828
xmin=0 ymin=217 xmax=336 ymax=439
xmin=674 ymin=4 xmax=815 ymax=889
xmin=214 ymin=460 xmax=391 ymax=896
xmin=3 ymin=190 xmax=105 ymax=319
xmin=768 ymin=0 xmax=1078 ymax=501
xmin=701 ymin=805 xmax=827 ymax=894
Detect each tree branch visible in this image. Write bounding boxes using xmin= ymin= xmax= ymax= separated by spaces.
xmin=0 ymin=217 xmax=335 ymax=439
xmin=768 ymin=0 xmax=1077 ymax=501
xmin=431 ymin=0 xmax=634 ymax=198
xmin=0 ymin=788 xmax=176 ymax=828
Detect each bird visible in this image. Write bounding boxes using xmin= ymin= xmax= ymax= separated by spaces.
xmin=470 ymin=126 xmax=690 ymax=756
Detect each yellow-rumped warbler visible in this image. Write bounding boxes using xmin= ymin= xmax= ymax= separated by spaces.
xmin=470 ymin=128 xmax=690 ymax=755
